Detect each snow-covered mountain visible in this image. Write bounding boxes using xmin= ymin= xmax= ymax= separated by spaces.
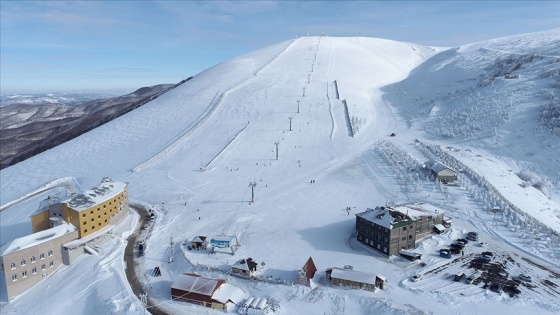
xmin=1 ymin=30 xmax=559 ymax=315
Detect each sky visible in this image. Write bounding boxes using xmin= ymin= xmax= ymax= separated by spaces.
xmin=1 ymin=0 xmax=559 ymax=94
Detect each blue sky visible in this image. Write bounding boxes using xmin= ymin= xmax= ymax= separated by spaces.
xmin=1 ymin=1 xmax=559 ymax=94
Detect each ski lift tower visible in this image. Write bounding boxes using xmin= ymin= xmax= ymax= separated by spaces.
xmin=249 ymin=182 xmax=257 ymax=204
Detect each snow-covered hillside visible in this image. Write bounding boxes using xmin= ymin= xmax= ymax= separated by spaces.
xmin=1 ymin=31 xmax=559 ymax=315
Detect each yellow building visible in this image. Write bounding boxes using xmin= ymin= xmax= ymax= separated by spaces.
xmin=2 ymin=178 xmax=129 ymax=301
xmin=32 ymin=179 xmax=129 ymax=238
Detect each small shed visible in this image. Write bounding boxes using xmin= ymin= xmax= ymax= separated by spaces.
xmin=328 ymin=267 xmax=376 ymax=292
xmin=231 ymin=258 xmax=258 ymax=279
xmin=191 ymin=236 xmax=207 ymax=249
xmin=375 ymin=275 xmax=387 ymax=290
xmin=296 ymin=256 xmax=318 ymax=287
xmin=424 ymin=160 xmax=457 ymax=183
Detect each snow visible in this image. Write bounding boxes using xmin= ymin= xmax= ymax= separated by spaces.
xmin=1 ymin=30 xmax=560 ymax=315
xmin=171 ymin=273 xmax=222 ymax=297
xmin=0 ymin=221 xmax=76 ymax=255
xmin=212 ymin=283 xmax=249 ymax=305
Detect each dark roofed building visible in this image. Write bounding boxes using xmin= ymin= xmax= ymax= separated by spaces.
xmin=170 ymin=273 xmax=248 ymax=311
xmin=191 ymin=236 xmax=207 ymax=249
xmin=424 ymin=160 xmax=457 ymax=183
xmin=231 ymin=258 xmax=258 ymax=279
xmin=296 ymin=256 xmax=317 ymax=286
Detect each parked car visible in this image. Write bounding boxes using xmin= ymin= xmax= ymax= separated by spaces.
xmin=514 ymin=274 xmax=532 ymax=282
xmin=456 ymin=238 xmax=469 ymax=245
xmin=454 ymin=272 xmax=466 ymax=282
xmin=481 ymin=251 xmax=494 ymax=258
xmin=440 ymin=249 xmax=452 ymax=258
xmin=474 ymin=255 xmax=491 ymax=264
xmin=479 ymin=242 xmax=489 ymax=247
xmin=466 ymin=232 xmax=479 ymax=241
xmin=412 ymin=274 xmax=422 ymax=282
xmin=490 ymin=282 xmax=502 ymax=293
xmin=449 ymin=247 xmax=461 ymax=255
xmin=466 ymin=273 xmax=477 ymax=284
xmin=450 ymin=243 xmax=465 ymax=250
xmin=503 ymin=285 xmax=521 ymax=296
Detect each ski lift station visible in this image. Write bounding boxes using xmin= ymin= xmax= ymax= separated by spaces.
xmin=210 ymin=235 xmax=239 ymax=255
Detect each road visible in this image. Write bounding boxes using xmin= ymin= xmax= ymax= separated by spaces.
xmin=125 ymin=204 xmax=170 ymax=315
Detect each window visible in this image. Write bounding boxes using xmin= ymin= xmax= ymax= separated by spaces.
xmin=22 ymin=270 xmax=27 ymax=278
xmin=92 ymin=225 xmax=96 ymax=230
xmin=31 ymin=256 xmax=36 ymax=263
xmin=90 ymin=210 xmax=93 ymax=215
xmin=48 ymin=250 xmax=53 ymax=257
xmin=41 ymin=264 xmax=46 ymax=270
xmin=91 ymin=218 xmax=94 ymax=222
xmin=49 ymin=261 xmax=54 ymax=267
xmin=409 ymin=235 xmax=413 ymax=239
xmin=12 ymin=274 xmax=17 ymax=282
xmin=402 ymin=237 xmax=406 ymax=241
xmin=403 ymin=226 xmax=407 ymax=231
xmin=82 ymin=213 xmax=86 ymax=218
xmin=21 ymin=259 xmax=26 ymax=266
xmin=40 ymin=253 xmax=45 ymax=260
xmin=104 ymin=219 xmax=108 ymax=223
xmin=10 ymin=262 xmax=16 ymax=270
xmin=98 ymin=222 xmax=101 ymax=226
xmin=32 ymin=267 xmax=37 ymax=274
xmin=98 ymin=215 xmax=101 ymax=219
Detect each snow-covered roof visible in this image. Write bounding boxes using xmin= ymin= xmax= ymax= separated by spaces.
xmin=331 ymin=267 xmax=376 ymax=285
xmin=232 ymin=258 xmax=257 ymax=271
xmin=393 ymin=203 xmax=444 ymax=219
xmin=212 ymin=283 xmax=249 ymax=305
xmin=1 ymin=221 xmax=77 ymax=256
xmin=356 ymin=207 xmax=412 ymax=229
xmin=64 ymin=181 xmax=127 ymax=212
xmin=434 ymin=224 xmax=446 ymax=231
xmin=171 ymin=273 xmax=224 ymax=296
xmin=430 ymin=162 xmax=455 ymax=173
xmin=191 ymin=236 xmax=207 ymax=243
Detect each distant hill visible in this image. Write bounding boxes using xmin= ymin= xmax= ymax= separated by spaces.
xmin=0 ymin=77 xmax=191 ymax=169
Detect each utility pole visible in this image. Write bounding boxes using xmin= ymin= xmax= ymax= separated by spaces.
xmin=297 ymin=100 xmax=300 ymax=113
xmin=249 ymin=182 xmax=257 ymax=203
xmin=274 ymin=141 xmax=279 ymax=160
xmin=288 ymin=117 xmax=293 ymax=131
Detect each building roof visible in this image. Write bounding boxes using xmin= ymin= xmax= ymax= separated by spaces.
xmin=301 ymin=256 xmax=318 ymax=280
xmin=430 ymin=162 xmax=455 ymax=174
xmin=191 ymin=236 xmax=207 ymax=243
xmin=356 ymin=207 xmax=413 ymax=229
xmin=331 ymin=267 xmax=376 ymax=285
xmin=1 ymin=221 xmax=77 ymax=256
xmin=64 ymin=180 xmax=127 ymax=212
xmin=171 ymin=273 xmax=225 ymax=297
xmin=392 ymin=203 xmax=444 ymax=220
xmin=212 ymin=283 xmax=249 ymax=305
xmin=232 ymin=258 xmax=258 ymax=272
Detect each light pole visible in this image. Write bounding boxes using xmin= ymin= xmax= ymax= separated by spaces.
xmin=274 ymin=141 xmax=279 ymax=160
xmin=288 ymin=117 xmax=293 ymax=131
xmin=297 ymin=101 xmax=300 ymax=113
